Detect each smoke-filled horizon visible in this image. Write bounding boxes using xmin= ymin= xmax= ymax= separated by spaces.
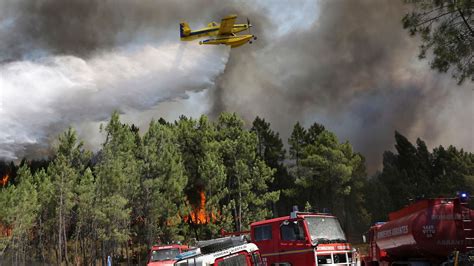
xmin=0 ymin=0 xmax=472 ymax=174
xmin=209 ymin=0 xmax=473 ymax=174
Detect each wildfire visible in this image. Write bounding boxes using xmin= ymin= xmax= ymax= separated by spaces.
xmin=184 ymin=190 xmax=217 ymax=225
xmin=0 ymin=223 xmax=12 ymax=237
xmin=0 ymin=174 xmax=8 ymax=187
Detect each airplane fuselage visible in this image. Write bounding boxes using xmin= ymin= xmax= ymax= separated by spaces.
xmin=180 ymin=24 xmax=250 ymax=41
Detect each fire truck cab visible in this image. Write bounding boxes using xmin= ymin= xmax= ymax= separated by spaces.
xmin=250 ymin=210 xmax=356 ymax=266
xmin=147 ymin=244 xmax=190 ymax=266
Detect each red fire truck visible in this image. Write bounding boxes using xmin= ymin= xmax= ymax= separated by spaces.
xmin=361 ymin=194 xmax=474 ymax=266
xmin=147 ymin=244 xmax=190 ymax=266
xmin=249 ymin=208 xmax=356 ymax=266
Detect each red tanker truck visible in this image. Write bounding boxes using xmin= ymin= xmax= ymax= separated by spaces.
xmin=362 ymin=194 xmax=474 ymax=266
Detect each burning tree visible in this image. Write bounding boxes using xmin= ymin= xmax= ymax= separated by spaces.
xmin=0 ymin=166 xmax=39 ymax=264
xmin=182 ymin=188 xmax=224 ymax=241
xmin=0 ymin=174 xmax=9 ymax=187
xmin=184 ymin=190 xmax=218 ymax=225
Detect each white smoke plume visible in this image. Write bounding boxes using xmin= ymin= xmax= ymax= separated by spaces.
xmin=0 ymin=0 xmax=243 ymax=159
xmin=0 ymin=43 xmax=229 ymax=159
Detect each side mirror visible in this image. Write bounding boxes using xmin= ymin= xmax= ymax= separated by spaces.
xmin=362 ymin=235 xmax=367 ymax=243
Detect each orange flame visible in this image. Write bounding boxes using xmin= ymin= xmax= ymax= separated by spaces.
xmin=0 ymin=174 xmax=9 ymax=187
xmin=0 ymin=223 xmax=12 ymax=237
xmin=184 ymin=190 xmax=217 ymax=225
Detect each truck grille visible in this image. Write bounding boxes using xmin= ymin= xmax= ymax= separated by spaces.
xmin=316 ymin=252 xmax=354 ymax=265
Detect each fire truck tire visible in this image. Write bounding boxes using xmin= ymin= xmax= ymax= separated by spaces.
xmin=200 ymin=239 xmax=236 ymax=254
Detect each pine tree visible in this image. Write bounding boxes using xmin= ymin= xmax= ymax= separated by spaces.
xmin=94 ymin=112 xmax=140 ymax=263
xmin=5 ymin=166 xmax=39 ymax=265
xmin=75 ymin=168 xmax=98 ymax=265
xmin=48 ymin=153 xmax=77 ymax=264
xmin=251 ymin=117 xmax=288 ymax=215
xmin=46 ymin=127 xmax=89 ymax=264
xmin=216 ymin=113 xmax=279 ymax=231
xmin=288 ymin=122 xmax=307 ymax=169
xmin=377 ymin=132 xmax=474 ymax=213
xmin=173 ymin=116 xmax=228 ymax=239
xmin=140 ymin=120 xmax=188 ymax=244
xmin=301 ymin=131 xmax=360 ymax=210
xmin=32 ymin=169 xmax=54 ymax=264
xmin=342 ymin=155 xmax=370 ymax=239
xmin=402 ymin=0 xmax=473 ymax=84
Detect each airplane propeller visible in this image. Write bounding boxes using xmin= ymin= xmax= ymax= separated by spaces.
xmin=247 ymin=18 xmax=257 ymax=43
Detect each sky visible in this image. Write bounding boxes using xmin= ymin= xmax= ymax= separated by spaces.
xmin=0 ymin=0 xmax=472 ymax=174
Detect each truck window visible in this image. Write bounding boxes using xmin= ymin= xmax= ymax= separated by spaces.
xmin=254 ymin=225 xmax=272 ymax=241
xmin=216 ymin=253 xmax=247 ymax=266
xmin=305 ymin=217 xmax=346 ymax=243
xmin=280 ymin=220 xmax=306 ymax=241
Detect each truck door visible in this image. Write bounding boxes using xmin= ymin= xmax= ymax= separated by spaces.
xmin=252 ymin=224 xmax=275 ymax=266
xmin=278 ymin=219 xmax=314 ymax=266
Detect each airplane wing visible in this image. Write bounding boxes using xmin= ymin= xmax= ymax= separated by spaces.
xmin=217 ymin=14 xmax=237 ymax=36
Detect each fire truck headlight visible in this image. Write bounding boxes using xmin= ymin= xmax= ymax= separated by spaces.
xmin=317 ymin=255 xmax=332 ymax=264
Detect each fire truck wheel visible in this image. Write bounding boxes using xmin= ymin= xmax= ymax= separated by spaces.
xmin=200 ymin=239 xmax=235 ymax=254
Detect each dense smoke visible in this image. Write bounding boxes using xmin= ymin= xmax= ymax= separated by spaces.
xmin=0 ymin=0 xmax=232 ymax=159
xmin=0 ymin=0 xmax=471 ymax=173
xmin=211 ymin=0 xmax=473 ymax=173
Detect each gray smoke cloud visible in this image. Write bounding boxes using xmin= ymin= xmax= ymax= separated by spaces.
xmin=0 ymin=0 xmax=472 ymax=174
xmin=0 ymin=0 xmax=236 ymax=159
xmin=211 ymin=0 xmax=473 ymax=173
xmin=0 ymin=0 xmax=218 ymax=60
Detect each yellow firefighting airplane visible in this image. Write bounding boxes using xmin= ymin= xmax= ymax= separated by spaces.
xmin=180 ymin=14 xmax=257 ymax=48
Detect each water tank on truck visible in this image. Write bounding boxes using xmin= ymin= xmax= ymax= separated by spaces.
xmin=362 ymin=194 xmax=474 ymax=265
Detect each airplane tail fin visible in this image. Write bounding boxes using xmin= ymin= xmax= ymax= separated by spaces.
xmin=180 ymin=22 xmax=191 ymax=38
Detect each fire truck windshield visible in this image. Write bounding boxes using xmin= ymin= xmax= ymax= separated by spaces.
xmin=150 ymin=248 xmax=180 ymax=261
xmin=304 ymin=217 xmax=346 ymax=244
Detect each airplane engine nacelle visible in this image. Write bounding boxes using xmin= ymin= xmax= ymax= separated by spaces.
xmin=180 ymin=22 xmax=192 ymax=37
